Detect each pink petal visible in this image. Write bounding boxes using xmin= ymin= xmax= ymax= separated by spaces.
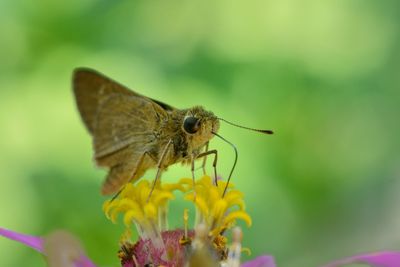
xmin=0 ymin=227 xmax=44 ymax=252
xmin=241 ymin=255 xmax=276 ymax=267
xmin=0 ymin=227 xmax=97 ymax=267
xmin=322 ymin=251 xmax=400 ymax=267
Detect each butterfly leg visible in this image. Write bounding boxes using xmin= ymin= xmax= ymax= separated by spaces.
xmin=194 ymin=142 xmax=209 ymax=172
xmin=109 ymin=151 xmax=156 ymax=202
xmin=191 ymin=154 xmax=197 ymax=199
xmin=195 ymin=150 xmax=218 ymax=186
xmin=200 ymin=142 xmax=209 ymax=175
xmin=147 ymin=139 xmax=173 ymax=202
xmin=128 ymin=151 xmax=156 ymax=183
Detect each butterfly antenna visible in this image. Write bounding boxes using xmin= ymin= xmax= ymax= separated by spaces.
xmin=212 ymin=132 xmax=238 ymax=197
xmin=218 ymin=118 xmax=274 ymax=135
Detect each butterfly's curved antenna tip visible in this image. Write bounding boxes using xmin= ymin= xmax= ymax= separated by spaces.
xmin=217 ymin=118 xmax=273 ymax=135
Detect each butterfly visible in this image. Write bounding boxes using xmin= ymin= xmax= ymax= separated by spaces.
xmin=73 ymin=68 xmax=273 ymax=197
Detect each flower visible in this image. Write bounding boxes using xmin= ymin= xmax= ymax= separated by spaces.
xmin=103 ymin=175 xmax=254 ymax=267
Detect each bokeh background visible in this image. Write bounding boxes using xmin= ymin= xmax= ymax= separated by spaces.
xmin=1 ymin=1 xmax=400 ymax=266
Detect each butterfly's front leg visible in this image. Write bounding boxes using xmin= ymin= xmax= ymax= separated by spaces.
xmin=190 ymin=154 xmax=196 ymax=199
xmin=200 ymin=142 xmax=209 ymax=175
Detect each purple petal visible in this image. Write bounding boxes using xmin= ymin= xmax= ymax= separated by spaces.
xmin=0 ymin=227 xmax=97 ymax=267
xmin=0 ymin=227 xmax=44 ymax=252
xmin=322 ymin=251 xmax=400 ymax=267
xmin=241 ymin=255 xmax=276 ymax=267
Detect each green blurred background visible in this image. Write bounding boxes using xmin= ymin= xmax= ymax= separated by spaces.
xmin=1 ymin=1 xmax=399 ymax=266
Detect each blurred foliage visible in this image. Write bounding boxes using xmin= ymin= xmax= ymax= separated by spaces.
xmin=1 ymin=1 xmax=400 ymax=266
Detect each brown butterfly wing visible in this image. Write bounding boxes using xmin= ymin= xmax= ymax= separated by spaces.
xmin=93 ymin=94 xmax=163 ymax=158
xmin=98 ymin=145 xmax=154 ymax=195
xmin=72 ymin=68 xmax=174 ymax=195
xmin=73 ymin=68 xmax=139 ymax=134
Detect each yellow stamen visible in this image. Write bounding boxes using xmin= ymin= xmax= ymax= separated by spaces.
xmin=119 ymin=228 xmax=132 ymax=244
xmin=183 ymin=176 xmax=252 ymax=237
xmin=183 ymin=208 xmax=189 ymax=239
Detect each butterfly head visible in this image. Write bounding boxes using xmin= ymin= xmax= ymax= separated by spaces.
xmin=182 ymin=106 xmax=219 ymax=148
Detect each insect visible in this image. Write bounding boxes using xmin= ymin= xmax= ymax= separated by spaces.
xmin=72 ymin=68 xmax=273 ymax=197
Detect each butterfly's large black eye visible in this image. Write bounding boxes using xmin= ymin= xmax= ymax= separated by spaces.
xmin=183 ymin=117 xmax=200 ymax=134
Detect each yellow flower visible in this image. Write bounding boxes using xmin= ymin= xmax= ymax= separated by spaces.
xmin=103 ymin=175 xmax=252 ymax=267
